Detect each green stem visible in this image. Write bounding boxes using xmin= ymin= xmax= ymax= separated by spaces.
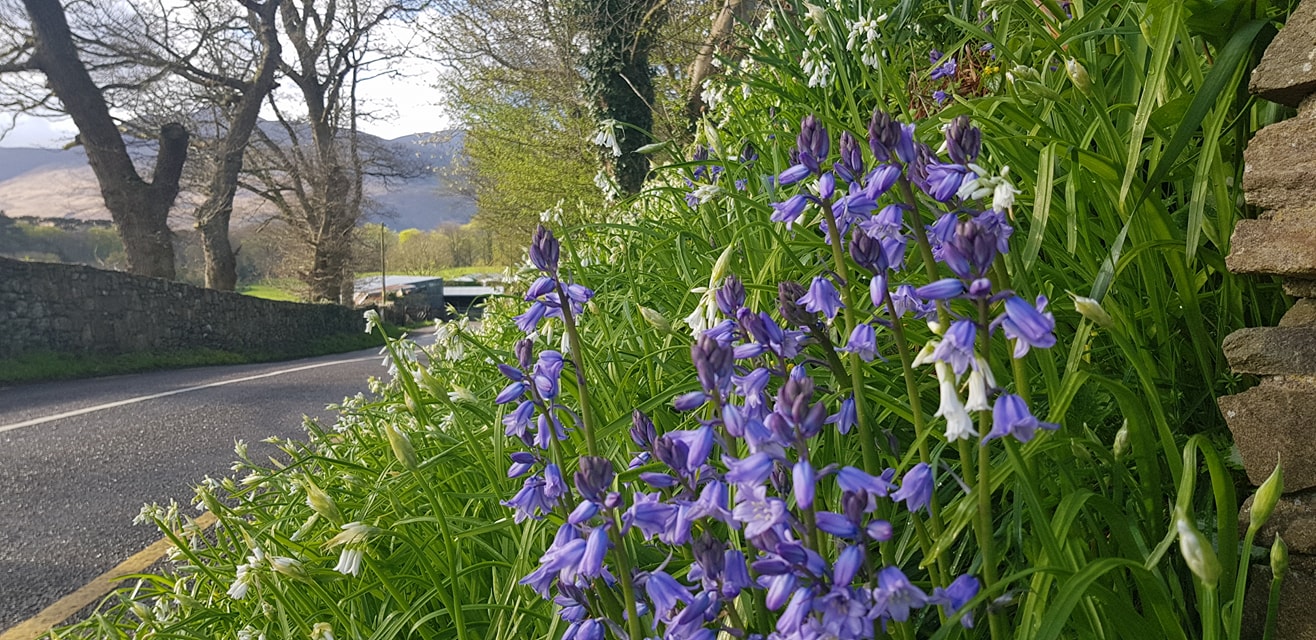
xmin=818 ymin=197 xmax=878 ymax=475
xmin=1263 ymin=577 xmax=1282 ymax=640
xmin=1203 ymin=585 xmax=1221 ymax=640
xmin=975 ymin=298 xmax=1002 ymax=640
xmin=557 ymin=279 xmax=599 ymax=457
xmin=608 ymin=512 xmax=645 ymax=640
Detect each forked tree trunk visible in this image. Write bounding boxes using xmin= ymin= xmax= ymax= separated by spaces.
xmin=194 ymin=0 xmax=283 ymax=290
xmin=22 ymin=0 xmax=186 ymax=279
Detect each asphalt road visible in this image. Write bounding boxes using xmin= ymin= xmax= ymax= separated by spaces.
xmin=0 ymin=344 xmax=408 ymax=630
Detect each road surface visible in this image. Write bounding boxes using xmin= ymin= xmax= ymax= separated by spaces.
xmin=0 ymin=344 xmax=407 ymax=631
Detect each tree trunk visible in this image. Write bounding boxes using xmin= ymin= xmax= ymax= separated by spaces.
xmin=684 ymin=0 xmax=752 ymax=125
xmin=21 ymin=0 xmax=186 ymax=280
xmin=193 ymin=0 xmax=283 ymax=290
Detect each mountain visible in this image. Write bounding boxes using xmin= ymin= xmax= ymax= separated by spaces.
xmin=0 ymin=126 xmax=475 ymax=231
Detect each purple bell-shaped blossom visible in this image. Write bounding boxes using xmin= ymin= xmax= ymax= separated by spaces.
xmin=875 ymin=566 xmax=928 ymax=622
xmin=644 ymin=570 xmax=694 ymax=621
xmin=985 ymin=393 xmax=1059 ymax=443
xmin=999 ymin=295 xmax=1056 ymax=358
xmin=771 ymin=194 xmax=810 ymax=228
xmin=825 ymin=395 xmax=857 ymax=435
xmin=798 ymin=276 xmax=843 ymax=320
xmin=840 ymin=323 xmax=879 ymax=362
xmin=930 ymin=574 xmax=981 ymax=629
xmin=890 ymin=463 xmax=933 ymax=513
xmin=930 ymin=320 xmax=977 ymax=375
xmin=733 ymin=485 xmax=789 ymax=538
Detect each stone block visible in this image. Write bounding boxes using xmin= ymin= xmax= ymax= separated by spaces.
xmin=1226 ymin=218 xmax=1316 ymax=278
xmin=1220 ymin=377 xmax=1316 ymax=491
xmin=1287 ymin=279 xmax=1316 ymax=298
xmin=1224 ymin=326 xmax=1316 ymax=375
xmin=1243 ymin=112 xmax=1316 ymax=212
xmin=1243 ymin=556 xmax=1316 ymax=640
xmin=1282 ymin=299 xmax=1316 ymax=327
xmin=1251 ymin=0 xmax=1316 ymax=107
xmin=1241 ymin=488 xmax=1316 ymax=555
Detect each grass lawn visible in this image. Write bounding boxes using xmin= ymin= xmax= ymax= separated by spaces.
xmin=238 ymin=280 xmax=303 ymax=302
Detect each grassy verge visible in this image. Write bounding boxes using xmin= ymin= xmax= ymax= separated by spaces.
xmin=0 ymin=325 xmax=404 ymax=385
xmin=237 ymin=280 xmax=304 ymax=301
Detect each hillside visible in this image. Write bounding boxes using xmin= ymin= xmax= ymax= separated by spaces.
xmin=0 ymin=127 xmax=475 ymax=231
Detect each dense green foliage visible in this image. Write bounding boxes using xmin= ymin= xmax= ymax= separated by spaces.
xmin=52 ymin=0 xmax=1296 ymax=638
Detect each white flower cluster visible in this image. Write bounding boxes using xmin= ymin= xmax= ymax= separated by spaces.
xmin=801 ymin=47 xmax=833 ymax=88
xmin=845 ymin=14 xmax=888 ymax=68
xmin=956 ymin=164 xmax=1021 ymax=212
xmin=591 ymin=119 xmax=622 ymax=157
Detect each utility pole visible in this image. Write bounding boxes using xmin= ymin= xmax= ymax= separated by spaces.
xmin=380 ymin=224 xmax=387 ymax=304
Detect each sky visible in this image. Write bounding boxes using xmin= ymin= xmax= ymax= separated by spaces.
xmin=0 ymin=73 xmax=451 ymax=148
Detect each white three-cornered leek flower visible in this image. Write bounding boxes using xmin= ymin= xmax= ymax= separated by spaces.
xmin=325 ymin=522 xmax=377 ymax=577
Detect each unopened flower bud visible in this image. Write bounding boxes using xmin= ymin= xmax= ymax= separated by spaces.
xmin=530 ymin=225 xmax=560 ymax=274
xmin=944 ymin=115 xmax=981 ymax=165
xmin=1070 ymin=292 xmax=1113 ymax=328
xmin=716 ymin=275 xmax=746 ymax=316
xmin=631 ymin=410 xmax=657 ymax=449
xmin=1066 ymin=58 xmax=1092 ymax=95
xmin=1250 ymin=459 xmax=1285 ymax=534
xmin=1176 ymin=509 xmax=1221 ymax=588
xmin=1113 ymin=421 xmax=1130 ymax=460
xmin=271 ymin=556 xmax=306 ymax=580
xmin=304 ymin=480 xmax=343 ymax=525
xmin=384 ymin=423 xmax=419 ymax=471
xmin=639 ymin=306 xmax=672 ymax=333
xmin=574 ymin=456 xmax=615 ymax=503
xmin=778 ymin=281 xmax=815 ymax=327
xmin=1271 ymin=534 xmax=1289 ymax=581
xmin=514 ymin=338 xmax=534 ymax=369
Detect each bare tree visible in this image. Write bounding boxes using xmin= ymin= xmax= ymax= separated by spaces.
xmin=97 ymin=0 xmax=287 ymax=290
xmin=0 ymin=1 xmax=188 ymax=279
xmin=238 ymin=0 xmax=426 ymax=303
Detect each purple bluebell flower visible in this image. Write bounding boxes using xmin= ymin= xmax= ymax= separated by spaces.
xmin=690 ymin=480 xmax=736 ymax=525
xmin=623 ymin=492 xmax=676 ymax=539
xmin=826 ymin=395 xmax=857 ymax=435
xmin=848 ymin=230 xmax=886 ymax=273
xmin=927 ymin=211 xmax=959 ymax=244
xmin=816 ymin=511 xmax=860 ymax=538
xmin=762 ymin=573 xmax=798 ymax=611
xmin=514 ymin=302 xmax=547 ymax=333
xmin=778 ymin=164 xmax=811 ymax=185
xmin=866 ymin=519 xmax=894 ymax=541
xmin=925 ymin=162 xmax=971 ymax=202
xmin=876 ymin=566 xmax=928 ymax=622
xmin=930 ymin=56 xmax=958 ymax=80
xmin=777 ymin=586 xmax=816 ymax=635
xmin=771 ymin=194 xmax=810 ymax=227
xmin=778 ymin=281 xmax=816 ymax=327
xmin=639 ymin=472 xmax=678 ymax=488
xmin=673 ymin=391 xmax=709 ymax=411
xmin=495 ymin=381 xmax=526 ymax=404
xmin=577 ymin=525 xmax=609 ymax=579
xmin=868 ymin=109 xmax=897 ymax=162
xmin=644 ymin=570 xmax=693 ymax=620
xmin=1000 ymin=295 xmax=1056 ymax=358
xmin=841 ymin=323 xmax=879 ymax=362
xmin=630 ymin=409 xmax=656 ymax=449
xmin=734 ymin=485 xmax=789 ymax=538
xmin=798 ymin=276 xmax=843 ymax=320
xmin=944 ymin=115 xmax=981 ymax=165
xmin=534 ymin=413 xmax=567 ymax=449
xmin=508 ymin=451 xmax=537 ymax=478
xmin=833 ymin=545 xmax=864 ymax=586
xmin=889 ymin=284 xmax=933 ymax=319
xmin=860 ymin=203 xmax=905 ymax=240
xmin=564 ymin=619 xmax=603 ymax=640
xmin=530 ymin=225 xmax=560 ymax=274
xmin=723 ymin=549 xmax=752 ymax=597
xmin=692 ymin=333 xmax=734 ymax=394
xmin=664 ymin=426 xmax=715 ymax=472
xmin=574 ymin=456 xmax=614 ymax=503
xmin=933 ymin=89 xmax=948 ymax=105
xmin=931 ymin=574 xmax=981 ymax=628
xmin=503 ymin=400 xmax=535 ymax=440
xmin=818 ymin=171 xmax=836 ymax=200
xmin=525 ymin=276 xmax=556 ymax=300
xmin=896 ymin=123 xmax=918 ymax=164
xmin=716 ymin=275 xmax=746 ymax=316
xmin=837 ymin=466 xmax=895 ymax=497
xmin=835 ymin=131 xmax=865 ymax=183
xmin=890 ymin=463 xmax=933 ymax=513
xmin=533 ymin=350 xmax=565 ymax=399
xmin=930 ymin=320 xmax=977 ymax=375
xmin=726 ymin=452 xmax=775 ymax=487
xmin=568 ymin=500 xmax=600 ymax=524
xmin=797 ymin=115 xmax=830 ymax=174
xmin=504 ymin=474 xmax=554 ymax=523
xmin=793 ymin=459 xmax=817 ymax=509
xmin=497 ymin=363 xmax=524 ymax=382
xmin=986 ymin=393 xmax=1059 ymax=443
xmin=865 ymin=164 xmax=902 ymax=200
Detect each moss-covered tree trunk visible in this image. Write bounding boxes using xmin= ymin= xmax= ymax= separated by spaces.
xmin=575 ymin=0 xmax=664 ymax=196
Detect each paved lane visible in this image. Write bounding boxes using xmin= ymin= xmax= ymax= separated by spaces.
xmin=0 ymin=345 xmax=405 ymax=630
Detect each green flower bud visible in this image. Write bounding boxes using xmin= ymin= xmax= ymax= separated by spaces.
xmin=1250 ymin=458 xmax=1285 ymax=534
xmin=1271 ymin=534 xmax=1289 ymax=581
xmin=1069 ymin=292 xmax=1113 ymax=328
xmin=1176 ymin=509 xmax=1222 ymax=588
xmin=303 ymin=480 xmax=343 ymax=525
xmin=1113 ymin=421 xmax=1130 ymax=460
xmin=640 ymin=306 xmax=672 ymax=334
xmin=385 ymin=423 xmax=419 ymax=471
xmin=270 ymin=556 xmax=307 ymax=580
xmin=1066 ymin=58 xmax=1092 ymax=95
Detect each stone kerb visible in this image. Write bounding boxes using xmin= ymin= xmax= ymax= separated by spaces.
xmin=1226 ymin=1 xmax=1316 ymax=636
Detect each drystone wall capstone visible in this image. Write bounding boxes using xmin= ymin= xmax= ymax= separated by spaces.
xmin=0 ymin=257 xmax=365 ymax=360
xmin=1224 ymin=1 xmax=1316 ymax=637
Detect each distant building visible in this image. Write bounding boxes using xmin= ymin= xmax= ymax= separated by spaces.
xmin=353 ymin=275 xmax=498 ymax=321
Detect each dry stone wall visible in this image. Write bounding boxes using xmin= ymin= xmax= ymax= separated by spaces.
xmin=1224 ymin=2 xmax=1316 ymax=636
xmin=0 ymin=257 xmax=365 ymax=360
